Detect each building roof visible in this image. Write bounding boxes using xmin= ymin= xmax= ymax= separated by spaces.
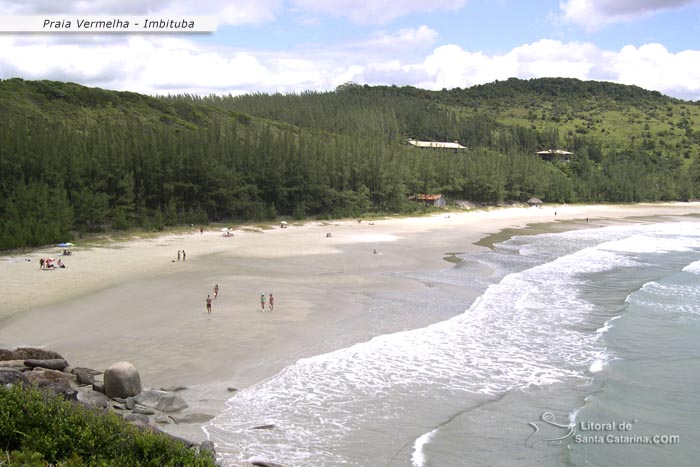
xmin=408 ymin=139 xmax=466 ymax=149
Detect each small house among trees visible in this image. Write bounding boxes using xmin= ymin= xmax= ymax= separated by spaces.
xmin=527 ymin=197 xmax=543 ymax=207
xmin=409 ymin=194 xmax=447 ymax=207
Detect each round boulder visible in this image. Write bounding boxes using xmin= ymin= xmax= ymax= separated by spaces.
xmin=103 ymin=361 xmax=142 ymax=399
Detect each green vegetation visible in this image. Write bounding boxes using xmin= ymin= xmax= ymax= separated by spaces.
xmin=2 ymin=77 xmax=699 ymax=250
xmin=0 ymin=385 xmax=216 ymax=466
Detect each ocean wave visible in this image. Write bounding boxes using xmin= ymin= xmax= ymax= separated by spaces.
xmin=205 ymin=221 xmax=700 ymax=466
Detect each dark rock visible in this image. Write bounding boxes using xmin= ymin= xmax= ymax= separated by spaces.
xmin=92 ymin=381 xmax=105 ymax=393
xmin=251 ymin=461 xmax=285 ymax=467
xmin=37 ymin=380 xmax=78 ymax=401
xmin=74 ymin=369 xmax=96 ymax=385
xmin=199 ymin=440 xmax=216 ymax=459
xmin=112 ymin=403 xmax=126 ymax=410
xmin=252 ymin=424 xmax=275 ymax=430
xmin=77 ymin=390 xmax=110 ymax=408
xmin=135 ymin=389 xmax=188 ymax=413
xmin=0 ymin=368 xmax=29 ymax=386
xmin=24 ymin=359 xmax=68 ymax=371
xmin=104 ymin=361 xmax=142 ymax=399
xmin=72 ymin=367 xmax=102 ymax=376
xmin=125 ymin=396 xmax=136 ymax=410
xmin=8 ymin=347 xmax=65 ymax=360
xmin=170 ymin=413 xmax=215 ymax=424
xmin=25 ymin=368 xmax=76 ymax=386
xmin=227 ymin=387 xmax=238 ymax=392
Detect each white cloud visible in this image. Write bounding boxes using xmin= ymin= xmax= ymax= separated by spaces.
xmin=1 ymin=35 xmax=700 ymax=100
xmin=0 ymin=0 xmax=281 ymax=25
xmin=290 ymin=0 xmax=467 ymax=24
xmin=560 ymin=0 xmax=700 ymax=30
xmin=360 ymin=26 xmax=439 ymax=51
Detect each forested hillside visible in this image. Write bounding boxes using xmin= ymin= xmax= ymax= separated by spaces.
xmin=2 ymin=77 xmax=699 ymax=250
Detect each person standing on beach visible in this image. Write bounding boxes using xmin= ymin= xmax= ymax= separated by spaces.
xmin=177 ymin=250 xmax=181 ymax=261
xmin=268 ymin=293 xmax=274 ymax=312
xmin=260 ymin=293 xmax=266 ymax=311
xmin=213 ymin=284 xmax=219 ymax=299
xmin=182 ymin=250 xmax=186 ymax=261
xmin=206 ymin=295 xmax=212 ymax=314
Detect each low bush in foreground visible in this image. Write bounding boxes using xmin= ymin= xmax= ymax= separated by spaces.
xmin=0 ymin=385 xmax=217 ymax=467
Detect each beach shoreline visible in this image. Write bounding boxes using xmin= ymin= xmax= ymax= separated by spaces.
xmin=1 ymin=203 xmax=699 ymax=444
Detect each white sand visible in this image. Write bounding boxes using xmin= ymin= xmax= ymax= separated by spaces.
xmin=1 ymin=203 xmax=698 ymax=443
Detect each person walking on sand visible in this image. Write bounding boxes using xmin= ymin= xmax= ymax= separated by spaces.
xmin=213 ymin=284 xmax=219 ymax=299
xmin=177 ymin=250 xmax=181 ymax=261
xmin=268 ymin=293 xmax=274 ymax=312
xmin=206 ymin=295 xmax=212 ymax=314
xmin=260 ymin=293 xmax=266 ymax=311
xmin=182 ymin=250 xmax=186 ymax=261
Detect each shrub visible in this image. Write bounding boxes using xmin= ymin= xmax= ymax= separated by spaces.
xmin=0 ymin=386 xmax=217 ymax=467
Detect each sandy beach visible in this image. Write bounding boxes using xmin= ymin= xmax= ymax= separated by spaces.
xmin=1 ymin=203 xmax=698 ymax=444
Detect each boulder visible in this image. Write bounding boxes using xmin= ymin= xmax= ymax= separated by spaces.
xmin=0 ymin=368 xmax=29 ymax=386
xmin=36 ymin=379 xmax=78 ymax=401
xmin=134 ymin=406 xmax=155 ymax=415
xmin=0 ymin=360 xmax=29 ymax=371
xmin=24 ymin=359 xmax=68 ymax=371
xmin=72 ymin=367 xmax=102 ymax=376
xmin=125 ymin=396 xmax=136 ymax=410
xmin=104 ymin=361 xmax=142 ymax=399
xmin=135 ymin=389 xmax=188 ymax=413
xmin=25 ymin=368 xmax=76 ymax=386
xmin=77 ymin=390 xmax=110 ymax=409
xmin=12 ymin=348 xmax=64 ymax=361
xmin=92 ymin=381 xmax=105 ymax=394
xmin=73 ymin=369 xmax=97 ymax=385
xmin=199 ymin=440 xmax=216 ymax=459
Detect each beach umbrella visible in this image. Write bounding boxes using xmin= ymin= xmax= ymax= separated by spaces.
xmin=58 ymin=242 xmax=74 ymax=247
xmin=220 ymin=227 xmax=229 ymax=232
xmin=280 ymin=221 xmax=288 ymax=225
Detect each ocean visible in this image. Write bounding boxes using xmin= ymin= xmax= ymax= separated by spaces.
xmin=204 ymin=219 xmax=700 ymax=467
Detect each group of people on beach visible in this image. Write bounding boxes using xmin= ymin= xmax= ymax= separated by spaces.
xmin=204 ymin=287 xmax=275 ymax=314
xmin=39 ymin=258 xmax=65 ymax=269
xmin=260 ymin=293 xmax=274 ymax=312
xmin=176 ymin=250 xmax=186 ymax=261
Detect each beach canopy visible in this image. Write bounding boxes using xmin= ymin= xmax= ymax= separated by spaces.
xmin=220 ymin=228 xmax=229 ymax=232
xmin=280 ymin=221 xmax=288 ymax=225
xmin=527 ymin=198 xmax=543 ymax=205
xmin=58 ymin=242 xmax=74 ymax=247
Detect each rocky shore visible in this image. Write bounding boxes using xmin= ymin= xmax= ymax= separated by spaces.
xmin=0 ymin=347 xmax=217 ymax=461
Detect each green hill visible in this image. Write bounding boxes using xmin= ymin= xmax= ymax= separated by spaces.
xmin=1 ymin=77 xmax=699 ymax=250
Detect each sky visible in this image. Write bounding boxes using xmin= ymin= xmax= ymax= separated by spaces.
xmin=1 ymin=0 xmax=699 ymax=100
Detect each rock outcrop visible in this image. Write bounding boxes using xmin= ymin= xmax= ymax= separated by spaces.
xmin=0 ymin=348 xmax=218 ymax=463
xmin=104 ymin=361 xmax=142 ymax=399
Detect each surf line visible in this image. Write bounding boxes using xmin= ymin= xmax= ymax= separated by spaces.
xmin=389 ymin=390 xmax=511 ymax=466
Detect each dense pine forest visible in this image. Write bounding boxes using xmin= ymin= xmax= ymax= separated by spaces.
xmin=1 ymin=77 xmax=699 ymax=250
